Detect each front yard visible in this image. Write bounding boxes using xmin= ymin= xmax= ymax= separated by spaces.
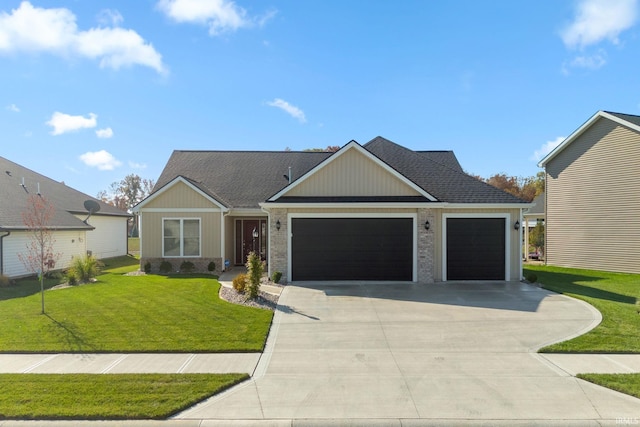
xmin=0 ymin=257 xmax=273 ymax=352
xmin=524 ymin=265 xmax=640 ymax=353
xmin=0 ymin=256 xmax=273 ymax=420
xmin=525 ymin=264 xmax=640 ymax=401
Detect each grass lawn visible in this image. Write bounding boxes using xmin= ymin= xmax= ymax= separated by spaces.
xmin=128 ymin=237 xmax=140 ymax=253
xmin=0 ymin=373 xmax=248 ymax=420
xmin=524 ymin=265 xmax=640 ymax=353
xmin=0 ymin=256 xmax=273 ymax=352
xmin=577 ymin=373 xmax=640 ymax=400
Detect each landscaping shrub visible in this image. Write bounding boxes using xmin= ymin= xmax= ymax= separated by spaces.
xmin=68 ymin=255 xmax=100 ymax=284
xmin=159 ymin=260 xmax=173 ymax=274
xmin=66 ymin=269 xmax=78 ymax=286
xmin=207 ymin=261 xmax=216 ymax=273
xmin=245 ymin=251 xmax=264 ymax=300
xmin=271 ymin=271 xmax=282 ymax=284
xmin=0 ymin=274 xmax=11 ymax=288
xmin=143 ymin=261 xmax=151 ymax=274
xmin=232 ymin=273 xmax=247 ymax=293
xmin=526 ymin=273 xmax=538 ymax=283
xmin=180 ymin=261 xmax=195 ymax=273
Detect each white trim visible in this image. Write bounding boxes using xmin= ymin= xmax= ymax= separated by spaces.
xmin=133 ymin=176 xmax=228 ymax=212
xmin=287 ymin=212 xmax=418 ymax=282
xmin=140 ymin=208 xmax=222 ymax=213
xmin=227 ymin=208 xmax=265 ymax=217
xmin=518 ymin=209 xmax=523 ymax=280
xmin=162 ymin=217 xmax=202 ymax=258
xmin=441 ymin=213 xmax=511 ymax=281
xmin=268 ymin=141 xmax=438 ymax=202
xmin=538 ymin=110 xmax=640 ymax=167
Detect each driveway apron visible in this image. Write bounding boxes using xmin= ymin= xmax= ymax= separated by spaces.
xmin=177 ymin=281 xmax=640 ymax=422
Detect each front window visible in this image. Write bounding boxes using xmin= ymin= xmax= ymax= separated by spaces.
xmin=163 ymin=218 xmax=200 ymax=257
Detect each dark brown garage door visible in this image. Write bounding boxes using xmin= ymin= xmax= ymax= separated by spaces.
xmin=446 ymin=217 xmax=506 ymax=280
xmin=291 ymin=218 xmax=413 ymax=281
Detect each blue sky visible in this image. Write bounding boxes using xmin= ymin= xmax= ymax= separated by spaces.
xmin=1 ymin=0 xmax=639 ymax=198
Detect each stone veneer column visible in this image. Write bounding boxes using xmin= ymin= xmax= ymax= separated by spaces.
xmin=417 ymin=208 xmax=435 ymax=283
xmin=269 ymin=208 xmax=289 ymax=283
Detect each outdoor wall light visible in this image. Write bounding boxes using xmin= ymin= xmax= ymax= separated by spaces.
xmin=514 ymin=220 xmax=520 ymax=230
xmin=424 ymin=220 xmax=430 ymax=230
xmin=276 ymin=220 xmax=281 ymax=231
xmin=252 ymin=227 xmax=259 ymax=239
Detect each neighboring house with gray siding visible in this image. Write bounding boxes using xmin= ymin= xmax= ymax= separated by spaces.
xmin=0 ymin=157 xmax=131 ymax=278
xmin=135 ymin=137 xmax=530 ymax=283
xmin=538 ymin=110 xmax=640 ymax=274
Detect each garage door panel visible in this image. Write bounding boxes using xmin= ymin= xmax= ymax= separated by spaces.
xmin=447 ymin=217 xmax=505 ymax=281
xmin=292 ymin=218 xmax=413 ymax=281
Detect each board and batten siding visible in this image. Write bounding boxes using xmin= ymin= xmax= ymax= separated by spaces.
xmin=2 ymin=230 xmax=87 ymax=278
xmin=285 ymin=148 xmax=421 ymax=197
xmin=139 ymin=182 xmax=223 ymax=259
xmin=545 ymin=117 xmax=640 ymax=274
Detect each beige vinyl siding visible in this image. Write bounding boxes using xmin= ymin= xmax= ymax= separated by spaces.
xmin=433 ymin=208 xmax=521 ymax=281
xmin=546 ymin=118 xmax=640 ymax=273
xmin=286 ymin=148 xmax=421 ymax=197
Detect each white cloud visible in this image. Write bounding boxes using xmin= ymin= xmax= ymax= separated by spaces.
xmin=0 ymin=2 xmax=167 ymax=74
xmin=97 ymin=9 xmax=123 ymax=27
xmin=157 ymin=0 xmax=276 ymax=36
xmin=96 ymin=127 xmax=114 ymax=138
xmin=6 ymin=104 xmax=20 ymax=112
xmin=267 ymin=98 xmax=306 ymax=123
xmin=129 ymin=161 xmax=147 ymax=169
xmin=561 ymin=0 xmax=638 ymax=49
xmin=79 ymin=150 xmax=122 ymax=170
xmin=532 ymin=136 xmax=566 ymax=161
xmin=47 ymin=112 xmax=97 ymax=135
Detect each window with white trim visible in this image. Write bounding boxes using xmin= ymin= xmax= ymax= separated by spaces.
xmin=163 ymin=218 xmax=201 ymax=257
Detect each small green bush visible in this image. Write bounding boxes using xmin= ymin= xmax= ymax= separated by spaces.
xmin=245 ymin=251 xmax=264 ymax=300
xmin=180 ymin=261 xmax=195 ymax=273
xmin=66 ymin=269 xmax=78 ymax=286
xmin=143 ymin=261 xmax=151 ymax=274
xmin=526 ymin=273 xmax=538 ymax=283
xmin=0 ymin=274 xmax=11 ymax=288
xmin=232 ymin=273 xmax=247 ymax=293
xmin=69 ymin=255 xmax=100 ymax=284
xmin=207 ymin=261 xmax=216 ymax=272
xmin=159 ymin=260 xmax=173 ymax=274
xmin=271 ymin=271 xmax=282 ymax=284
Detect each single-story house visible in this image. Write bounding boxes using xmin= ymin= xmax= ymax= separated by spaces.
xmin=0 ymin=156 xmax=131 ymax=278
xmin=135 ymin=137 xmax=529 ymax=283
xmin=538 ymin=110 xmax=640 ymax=274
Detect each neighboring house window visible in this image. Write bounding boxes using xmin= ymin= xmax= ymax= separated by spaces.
xmin=163 ymin=218 xmax=200 ymax=257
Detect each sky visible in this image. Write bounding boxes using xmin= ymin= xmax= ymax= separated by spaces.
xmin=1 ymin=0 xmax=640 ymax=199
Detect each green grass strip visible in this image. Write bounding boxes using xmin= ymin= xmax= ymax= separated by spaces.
xmin=524 ymin=265 xmax=640 ymax=353
xmin=0 ymin=373 xmax=248 ymax=420
xmin=578 ymin=373 xmax=640 ymax=400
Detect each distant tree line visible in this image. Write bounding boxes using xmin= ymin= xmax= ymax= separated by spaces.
xmin=472 ymin=171 xmax=545 ymax=202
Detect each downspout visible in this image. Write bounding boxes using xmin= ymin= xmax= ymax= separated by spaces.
xmin=0 ymin=229 xmax=10 ymax=276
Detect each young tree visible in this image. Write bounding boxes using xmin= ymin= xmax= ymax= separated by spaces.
xmin=18 ymin=195 xmax=61 ymax=314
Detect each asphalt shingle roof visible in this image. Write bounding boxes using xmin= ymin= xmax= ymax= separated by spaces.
xmin=605 ymin=111 xmax=640 ymax=127
xmin=0 ymin=156 xmax=130 ymax=230
xmin=152 ymin=137 xmax=527 ymax=209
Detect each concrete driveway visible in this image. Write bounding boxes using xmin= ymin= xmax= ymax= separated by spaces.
xmin=178 ymin=281 xmax=640 ymax=424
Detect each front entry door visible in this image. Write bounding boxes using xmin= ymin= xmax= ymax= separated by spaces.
xmin=242 ymin=219 xmax=260 ymax=262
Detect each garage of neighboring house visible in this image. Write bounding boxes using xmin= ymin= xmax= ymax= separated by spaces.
xmin=290 ymin=215 xmax=415 ymax=281
xmin=443 ymin=214 xmax=509 ymax=281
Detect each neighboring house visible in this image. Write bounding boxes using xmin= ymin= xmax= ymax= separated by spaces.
xmin=0 ymin=156 xmax=131 ymax=278
xmin=523 ymin=192 xmax=545 ymax=260
xmin=135 ymin=137 xmax=529 ymax=283
xmin=538 ymin=110 xmax=640 ymax=274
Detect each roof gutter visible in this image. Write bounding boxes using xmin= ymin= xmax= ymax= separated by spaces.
xmin=0 ymin=228 xmax=10 ymax=276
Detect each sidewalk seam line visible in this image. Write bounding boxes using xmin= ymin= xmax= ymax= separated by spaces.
xmin=21 ymin=354 xmax=58 ymax=373
xmin=100 ymin=354 xmax=127 ymax=374
xmin=178 ymin=354 xmax=197 ymax=373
